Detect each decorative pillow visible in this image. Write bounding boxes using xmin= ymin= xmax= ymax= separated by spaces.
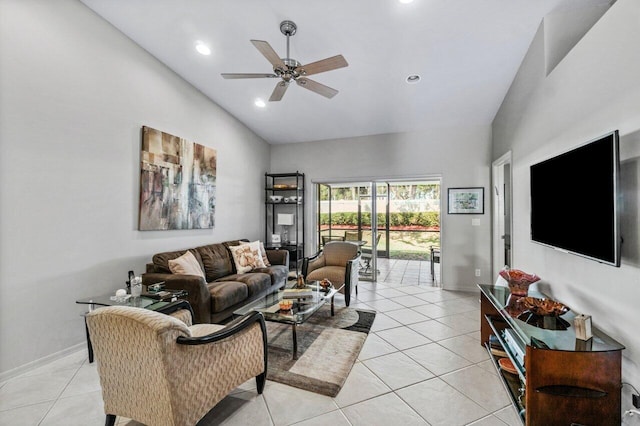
xmin=229 ymin=242 xmax=266 ymax=273
xmin=242 ymin=240 xmax=271 ymax=267
xmin=168 ymin=250 xmax=205 ymax=279
xmin=259 ymin=241 xmax=271 ymax=266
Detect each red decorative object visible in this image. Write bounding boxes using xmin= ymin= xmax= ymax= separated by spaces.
xmin=499 ymin=268 xmax=540 ymax=296
xmin=498 ymin=358 xmax=518 ymax=375
xmin=520 ymin=297 xmax=570 ymax=317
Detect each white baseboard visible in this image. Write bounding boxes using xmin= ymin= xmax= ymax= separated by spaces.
xmin=0 ymin=343 xmax=85 ymax=383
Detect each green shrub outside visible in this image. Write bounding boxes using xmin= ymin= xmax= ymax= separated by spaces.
xmin=319 ymin=229 xmax=440 ymax=260
xmin=319 ymin=211 xmax=439 ymax=228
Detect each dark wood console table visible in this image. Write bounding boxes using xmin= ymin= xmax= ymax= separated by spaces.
xmin=478 ymin=283 xmax=624 ymax=425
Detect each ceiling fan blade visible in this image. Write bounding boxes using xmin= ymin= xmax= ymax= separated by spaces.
xmin=296 ymin=77 xmax=339 ymax=99
xmin=269 ymin=81 xmax=289 ymax=102
xmin=297 ymin=55 xmax=348 ymax=76
xmin=221 ymin=73 xmax=278 ymax=79
xmin=250 ymin=40 xmax=286 ymax=69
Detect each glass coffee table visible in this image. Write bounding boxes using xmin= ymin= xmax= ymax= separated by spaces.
xmin=233 ymin=281 xmax=343 ymax=359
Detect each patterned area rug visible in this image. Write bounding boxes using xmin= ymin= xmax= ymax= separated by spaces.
xmin=265 ymin=305 xmax=376 ymax=397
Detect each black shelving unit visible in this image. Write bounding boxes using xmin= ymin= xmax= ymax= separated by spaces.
xmin=265 ymin=172 xmax=305 ymax=272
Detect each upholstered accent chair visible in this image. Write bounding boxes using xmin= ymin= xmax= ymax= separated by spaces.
xmin=86 ymin=305 xmax=267 ymax=426
xmin=302 ymin=241 xmax=361 ymax=306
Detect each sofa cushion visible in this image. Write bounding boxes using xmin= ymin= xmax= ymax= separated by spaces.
xmin=258 ymin=241 xmax=271 ymax=266
xmin=152 ymin=249 xmax=203 ymax=274
xmin=253 ymin=265 xmax=288 ymax=287
xmin=195 ymin=243 xmax=235 ymax=282
xmin=215 ymin=273 xmax=271 ymax=297
xmin=168 ymin=251 xmax=205 ymax=278
xmin=229 ymin=242 xmax=266 ymax=273
xmin=207 ymin=281 xmax=248 ymax=312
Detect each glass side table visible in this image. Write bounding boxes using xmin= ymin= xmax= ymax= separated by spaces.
xmin=76 ymin=291 xmax=189 ymax=363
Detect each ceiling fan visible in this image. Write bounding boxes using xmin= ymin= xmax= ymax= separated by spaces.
xmin=221 ymin=20 xmax=348 ymax=101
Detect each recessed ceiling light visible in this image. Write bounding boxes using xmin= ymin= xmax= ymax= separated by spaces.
xmin=255 ymin=98 xmax=266 ymax=108
xmin=195 ymin=41 xmax=211 ymax=56
xmin=406 ymin=74 xmax=421 ymax=84
xmin=399 ymin=0 xmax=414 ymax=4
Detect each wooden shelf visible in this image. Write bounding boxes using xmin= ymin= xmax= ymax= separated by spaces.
xmin=479 ymin=284 xmax=623 ymax=425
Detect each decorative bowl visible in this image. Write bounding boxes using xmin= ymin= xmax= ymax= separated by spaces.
xmin=279 ymin=300 xmax=293 ymax=311
xmin=320 ymin=278 xmax=332 ymax=290
xmin=269 ymin=195 xmax=283 ymax=202
xmin=520 ymin=297 xmax=569 ymax=317
xmin=498 ymin=357 xmax=518 ymax=375
xmin=499 ymin=268 xmax=540 ymax=296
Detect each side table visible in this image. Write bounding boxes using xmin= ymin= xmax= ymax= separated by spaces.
xmin=76 ymin=291 xmax=190 ymax=363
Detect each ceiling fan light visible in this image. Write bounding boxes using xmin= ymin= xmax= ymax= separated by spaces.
xmin=195 ymin=41 xmax=211 ymax=56
xmin=406 ymin=74 xmax=421 ymax=84
xmin=221 ymin=21 xmax=346 ymax=101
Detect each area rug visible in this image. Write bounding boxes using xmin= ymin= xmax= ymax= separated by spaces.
xmin=265 ymin=305 xmax=376 ymax=397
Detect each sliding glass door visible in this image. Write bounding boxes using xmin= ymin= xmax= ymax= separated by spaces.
xmin=317 ymin=182 xmax=379 ymax=281
xmin=316 ymin=179 xmax=441 ymax=282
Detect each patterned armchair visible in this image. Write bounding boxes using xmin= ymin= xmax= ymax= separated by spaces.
xmin=86 ymin=305 xmax=267 ymax=426
xmin=302 ymin=241 xmax=361 ymax=306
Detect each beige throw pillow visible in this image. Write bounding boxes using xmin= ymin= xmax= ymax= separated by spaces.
xmin=168 ymin=251 xmax=205 ymax=278
xmin=243 ymin=240 xmax=271 ymax=267
xmin=230 ymin=242 xmax=266 ymax=273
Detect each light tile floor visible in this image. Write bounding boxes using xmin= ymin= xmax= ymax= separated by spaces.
xmin=0 ymin=259 xmax=521 ymax=426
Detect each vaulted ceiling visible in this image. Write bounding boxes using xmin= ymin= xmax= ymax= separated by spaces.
xmin=80 ymin=0 xmax=608 ymax=144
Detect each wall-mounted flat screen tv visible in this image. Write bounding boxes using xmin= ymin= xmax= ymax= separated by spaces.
xmin=530 ymin=130 xmax=621 ymax=266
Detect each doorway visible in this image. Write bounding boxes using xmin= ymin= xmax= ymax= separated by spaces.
xmin=492 ymin=152 xmax=513 ymax=278
xmin=316 ymin=179 xmax=441 ymax=282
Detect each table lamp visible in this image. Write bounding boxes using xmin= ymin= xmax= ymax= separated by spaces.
xmin=277 ymin=213 xmax=294 ymax=244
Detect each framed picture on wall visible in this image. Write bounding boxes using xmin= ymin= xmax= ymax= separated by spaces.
xmin=448 ymin=187 xmax=484 ymax=214
xmin=139 ymin=126 xmax=217 ymax=230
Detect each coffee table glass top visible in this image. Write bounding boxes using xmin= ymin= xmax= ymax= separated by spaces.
xmin=233 ymin=281 xmax=339 ymax=324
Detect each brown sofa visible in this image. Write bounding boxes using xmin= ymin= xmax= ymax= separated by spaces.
xmin=142 ymin=239 xmax=289 ymax=323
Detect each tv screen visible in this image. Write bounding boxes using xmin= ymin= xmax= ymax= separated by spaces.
xmin=530 ymin=130 xmax=621 ymax=266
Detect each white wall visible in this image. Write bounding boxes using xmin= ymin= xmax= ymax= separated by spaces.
xmin=0 ymin=0 xmax=269 ymax=376
xmin=493 ymin=0 xmax=640 ymax=408
xmin=271 ymin=128 xmax=493 ymax=292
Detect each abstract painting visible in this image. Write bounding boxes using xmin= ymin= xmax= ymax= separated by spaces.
xmin=139 ymin=126 xmax=216 ymax=230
